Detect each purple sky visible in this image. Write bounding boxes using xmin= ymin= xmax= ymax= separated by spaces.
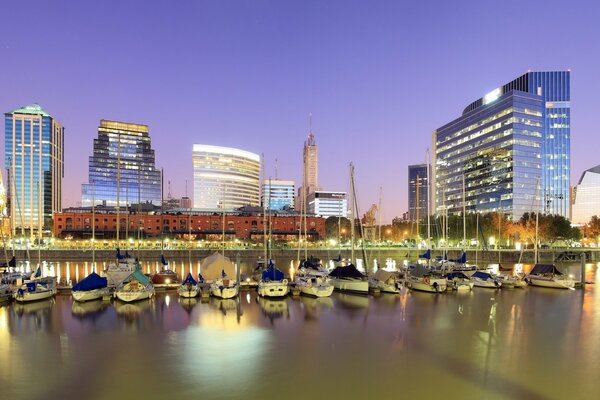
xmin=1 ymin=1 xmax=599 ymax=222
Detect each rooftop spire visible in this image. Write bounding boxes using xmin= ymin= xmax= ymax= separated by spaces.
xmin=306 ymin=112 xmax=316 ymax=146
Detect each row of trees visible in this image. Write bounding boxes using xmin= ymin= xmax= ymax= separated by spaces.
xmin=325 ymin=212 xmax=583 ymax=247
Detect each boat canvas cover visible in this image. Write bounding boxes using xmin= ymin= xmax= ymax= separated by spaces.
xmin=444 ymin=271 xmax=469 ymax=280
xmin=182 ymin=273 xmax=197 ymax=286
xmin=530 ymin=264 xmax=562 ymax=275
xmin=372 ymin=270 xmax=394 ymax=283
xmin=329 ymin=264 xmax=365 ymax=279
xmin=419 ymin=249 xmax=431 ymax=260
xmin=302 ymin=257 xmax=322 ymax=270
xmin=126 ymin=269 xmax=151 ymax=285
xmin=72 ymin=272 xmax=107 ymax=291
xmin=410 ymin=265 xmax=432 ymax=278
xmin=472 ymin=271 xmax=493 ymax=280
xmin=448 ymin=252 xmax=467 ymax=263
xmin=262 ymin=263 xmax=285 ymax=281
xmin=201 ymin=253 xmax=236 ymax=281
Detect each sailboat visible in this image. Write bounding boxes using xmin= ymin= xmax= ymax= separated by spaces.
xmin=368 ymin=269 xmax=400 ymax=294
xmin=201 ymin=252 xmax=239 ymax=299
xmin=328 ymin=163 xmax=368 ymax=295
xmin=152 ymin=254 xmax=180 ymax=289
xmin=104 ymin=248 xmax=139 ymax=288
xmin=115 ymin=269 xmax=155 ymax=302
xmin=470 ymin=271 xmax=502 ymax=288
xmin=525 ymin=264 xmax=575 ymax=289
xmin=72 ymin=271 xmax=110 ymax=302
xmin=178 ymin=272 xmax=201 ymax=298
xmin=294 ymin=257 xmax=334 ymax=298
xmin=443 ymin=271 xmax=473 ymax=291
xmin=258 ymin=260 xmax=289 ymax=298
xmin=406 ymin=264 xmax=447 ymax=293
xmin=13 ymin=266 xmax=57 ymax=302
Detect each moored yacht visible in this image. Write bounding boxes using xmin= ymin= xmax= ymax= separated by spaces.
xmin=152 ymin=255 xmax=180 ymax=289
xmin=406 ymin=265 xmax=447 ymax=293
xmin=470 ymin=271 xmax=502 ymax=288
xmin=526 ymin=264 xmax=575 ymax=289
xmin=258 ymin=261 xmax=289 ymax=298
xmin=294 ymin=258 xmax=334 ymax=298
xmin=72 ymin=272 xmax=110 ymax=302
xmin=178 ymin=273 xmax=201 ymax=298
xmin=104 ymin=249 xmax=139 ymax=288
xmin=115 ymin=269 xmax=155 ymax=302
xmin=368 ymin=269 xmax=400 ymax=294
xmin=201 ymin=252 xmax=239 ymax=299
xmin=444 ymin=271 xmax=473 ymax=291
xmin=329 ymin=262 xmax=368 ymax=294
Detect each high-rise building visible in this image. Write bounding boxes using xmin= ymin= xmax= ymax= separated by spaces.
xmin=192 ymin=145 xmax=261 ymax=211
xmin=408 ymin=164 xmax=430 ymax=221
xmin=262 ymin=180 xmax=295 ymax=210
xmin=298 ymin=124 xmax=319 ymax=211
xmin=81 ymin=120 xmax=162 ymax=207
xmin=5 ymin=104 xmax=64 ymax=235
xmin=571 ymin=165 xmax=600 ymax=224
xmin=307 ymin=191 xmax=347 ymax=218
xmin=433 ymin=71 xmax=570 ymax=220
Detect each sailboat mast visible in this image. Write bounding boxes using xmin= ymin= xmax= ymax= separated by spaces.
xmin=462 ymin=172 xmax=466 ymax=249
xmin=349 ymin=163 xmax=355 ymax=265
xmin=426 ymin=150 xmax=431 ymax=266
xmin=262 ymin=154 xmax=267 ymax=263
xmin=116 ymin=132 xmax=121 ymax=244
xmin=92 ymin=179 xmax=95 ymax=270
xmin=37 ymin=180 xmax=41 ymax=268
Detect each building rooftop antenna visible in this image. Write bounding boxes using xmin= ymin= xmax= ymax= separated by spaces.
xmin=275 ymin=157 xmax=278 ymax=180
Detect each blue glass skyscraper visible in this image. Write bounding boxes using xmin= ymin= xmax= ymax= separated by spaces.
xmin=433 ymin=71 xmax=570 ymax=220
xmin=81 ymin=120 xmax=161 ymax=207
xmin=408 ymin=164 xmax=430 ymax=221
xmin=4 ymin=104 xmax=64 ymax=235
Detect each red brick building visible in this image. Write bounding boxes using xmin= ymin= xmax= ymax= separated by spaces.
xmin=53 ymin=208 xmax=325 ymax=240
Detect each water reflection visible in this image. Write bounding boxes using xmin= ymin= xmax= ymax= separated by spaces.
xmin=1 ymin=263 xmax=599 ymax=399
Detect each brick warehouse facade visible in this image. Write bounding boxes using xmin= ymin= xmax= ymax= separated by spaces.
xmin=53 ymin=208 xmax=326 ymax=240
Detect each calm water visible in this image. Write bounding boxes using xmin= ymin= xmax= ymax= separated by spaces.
xmin=1 ymin=263 xmax=599 ymax=400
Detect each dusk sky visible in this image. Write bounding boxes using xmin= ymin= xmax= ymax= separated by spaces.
xmin=1 ymin=0 xmax=598 ymax=222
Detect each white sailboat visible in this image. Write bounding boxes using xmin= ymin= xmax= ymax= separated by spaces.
xmin=406 ymin=265 xmax=447 ymax=293
xmin=178 ymin=272 xmax=201 ymax=298
xmin=13 ymin=267 xmax=57 ymax=302
xmin=368 ymin=269 xmax=400 ymax=294
xmin=201 ymin=252 xmax=239 ymax=299
xmin=295 ymin=258 xmax=334 ymax=298
xmin=258 ymin=261 xmax=289 ymax=298
xmin=443 ymin=271 xmax=473 ymax=291
xmin=115 ymin=269 xmax=155 ymax=302
xmin=526 ymin=264 xmax=575 ymax=289
xmin=104 ymin=248 xmax=139 ymax=288
xmin=470 ymin=271 xmax=502 ymax=288
xmin=72 ymin=271 xmax=110 ymax=302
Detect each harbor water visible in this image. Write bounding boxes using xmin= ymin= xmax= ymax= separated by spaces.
xmin=1 ymin=262 xmax=599 ymax=400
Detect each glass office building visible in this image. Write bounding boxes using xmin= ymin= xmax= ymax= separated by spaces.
xmin=81 ymin=120 xmax=162 ymax=207
xmin=5 ymin=104 xmax=64 ymax=234
xmin=192 ymin=145 xmax=261 ymax=211
xmin=433 ymin=71 xmax=570 ymax=220
xmin=571 ymin=165 xmax=600 ymax=224
xmin=262 ymin=180 xmax=295 ymax=210
xmin=408 ymin=164 xmax=430 ymax=221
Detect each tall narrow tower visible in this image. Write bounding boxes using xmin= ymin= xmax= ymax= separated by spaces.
xmin=303 ymin=115 xmax=319 ymax=196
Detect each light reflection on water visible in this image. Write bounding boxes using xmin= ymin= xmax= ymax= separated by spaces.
xmin=0 ymin=263 xmax=599 ymax=400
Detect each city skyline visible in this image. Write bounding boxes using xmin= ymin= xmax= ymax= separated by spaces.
xmin=1 ymin=1 xmax=599 ymax=222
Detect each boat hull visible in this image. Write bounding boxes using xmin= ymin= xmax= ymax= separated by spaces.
xmin=330 ymin=278 xmax=369 ymax=294
xmin=368 ymin=279 xmax=399 ymax=294
xmin=210 ymin=284 xmax=239 ymax=299
xmin=528 ymin=277 xmax=575 ymax=289
xmin=14 ymin=288 xmax=56 ymax=302
xmin=299 ymin=283 xmax=334 ymax=298
xmin=472 ymin=280 xmax=501 ymax=288
xmin=177 ymin=284 xmax=200 ymax=298
xmin=72 ymin=287 xmax=110 ymax=302
xmin=115 ymin=287 xmax=154 ymax=302
xmin=258 ymin=280 xmax=289 ymax=298
xmin=407 ymin=278 xmax=446 ymax=293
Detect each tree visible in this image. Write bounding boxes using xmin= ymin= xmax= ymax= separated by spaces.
xmin=325 ymin=216 xmax=351 ymax=240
